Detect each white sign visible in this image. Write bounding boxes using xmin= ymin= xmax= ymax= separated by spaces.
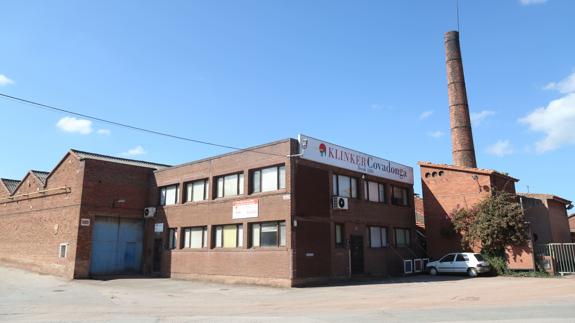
xmin=298 ymin=134 xmax=414 ymax=184
xmin=80 ymin=218 xmax=90 ymax=227
xmin=232 ymin=199 xmax=259 ymax=219
xmin=154 ymin=223 xmax=164 ymax=233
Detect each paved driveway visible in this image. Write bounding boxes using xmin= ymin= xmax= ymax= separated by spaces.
xmin=1 ymin=266 xmax=574 ymax=322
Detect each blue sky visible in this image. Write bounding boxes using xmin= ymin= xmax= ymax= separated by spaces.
xmin=1 ymin=0 xmax=574 ymax=202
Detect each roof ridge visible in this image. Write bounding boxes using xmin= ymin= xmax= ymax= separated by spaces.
xmin=70 ymin=149 xmax=171 ymax=168
xmin=30 ymin=170 xmax=50 ymax=174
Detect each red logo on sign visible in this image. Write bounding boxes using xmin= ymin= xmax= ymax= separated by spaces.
xmin=319 ymin=143 xmax=327 ymax=156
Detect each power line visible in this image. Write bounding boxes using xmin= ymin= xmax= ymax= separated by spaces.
xmin=0 ymin=92 xmax=289 ymax=158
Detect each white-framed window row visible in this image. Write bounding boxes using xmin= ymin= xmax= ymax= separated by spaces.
xmin=58 ymin=243 xmax=68 ymax=259
xmin=184 ymin=179 xmax=209 ymax=203
xmin=182 ymin=226 xmax=208 ymax=249
xmin=368 ymin=226 xmax=388 ymax=248
xmin=216 ymin=173 xmax=244 ymax=198
xmin=159 ymin=184 xmax=179 ymax=206
xmin=251 ymin=221 xmax=286 ymax=248
xmin=251 ymin=165 xmax=286 ymax=194
xmin=332 ymin=174 xmax=358 ymax=199
xmin=214 ymin=224 xmax=243 ymax=248
xmin=364 ymin=181 xmax=386 ymax=203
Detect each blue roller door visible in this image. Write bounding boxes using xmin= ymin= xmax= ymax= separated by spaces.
xmin=90 ymin=217 xmax=144 ymax=275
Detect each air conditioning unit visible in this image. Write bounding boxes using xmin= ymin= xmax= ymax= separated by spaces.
xmin=143 ymin=207 xmax=157 ymax=218
xmin=332 ymin=196 xmax=349 ymax=210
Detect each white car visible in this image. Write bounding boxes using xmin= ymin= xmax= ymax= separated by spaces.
xmin=426 ymin=252 xmax=491 ymax=277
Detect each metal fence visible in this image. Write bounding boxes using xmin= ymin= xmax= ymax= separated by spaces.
xmin=535 ymin=243 xmax=575 ymax=275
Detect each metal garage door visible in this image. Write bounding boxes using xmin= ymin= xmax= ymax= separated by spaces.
xmin=90 ymin=217 xmax=144 ymax=275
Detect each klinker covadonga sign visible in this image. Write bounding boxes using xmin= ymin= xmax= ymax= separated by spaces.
xmin=298 ymin=134 xmax=414 ymax=185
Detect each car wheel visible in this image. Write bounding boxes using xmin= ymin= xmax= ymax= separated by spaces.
xmin=467 ymin=268 xmax=478 ymax=277
xmin=429 ymin=267 xmax=438 ymax=276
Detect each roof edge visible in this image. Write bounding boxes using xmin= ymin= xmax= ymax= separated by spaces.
xmin=417 ymin=161 xmax=519 ymax=181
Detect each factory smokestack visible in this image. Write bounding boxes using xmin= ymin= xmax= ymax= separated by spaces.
xmin=445 ymin=31 xmax=477 ymax=168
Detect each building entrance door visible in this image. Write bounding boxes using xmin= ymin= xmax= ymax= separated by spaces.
xmin=350 ymin=235 xmax=364 ymax=275
xmin=152 ymin=238 xmax=163 ymax=273
xmin=90 ymin=217 xmax=143 ymax=276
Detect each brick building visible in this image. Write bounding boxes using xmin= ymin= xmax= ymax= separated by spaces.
xmin=570 ymin=214 xmax=575 ymax=242
xmin=0 ymin=135 xmax=422 ymax=286
xmin=518 ymin=194 xmax=573 ymax=244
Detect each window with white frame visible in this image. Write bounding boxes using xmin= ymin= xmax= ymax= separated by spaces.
xmin=364 ymin=181 xmax=386 ymax=203
xmin=391 ymin=186 xmax=409 ymax=206
xmin=332 ymin=174 xmax=358 ymax=198
xmin=59 ymin=243 xmax=68 ymax=258
xmin=216 ymin=173 xmax=244 ymax=198
xmin=185 ymin=179 xmax=209 ymax=202
xmin=159 ymin=184 xmax=179 ymax=206
xmin=182 ymin=226 xmax=208 ymax=248
xmin=214 ymin=224 xmax=243 ymax=248
xmin=335 ymin=223 xmax=345 ymax=248
xmin=251 ymin=165 xmax=286 ymax=193
xmin=168 ymin=228 xmax=177 ymax=249
xmin=251 ymin=221 xmax=286 ymax=247
xmin=394 ymin=228 xmax=411 ymax=247
xmin=369 ymin=226 xmax=388 ymax=248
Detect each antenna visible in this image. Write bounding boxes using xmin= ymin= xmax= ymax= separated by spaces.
xmin=456 ymin=0 xmax=460 ymax=32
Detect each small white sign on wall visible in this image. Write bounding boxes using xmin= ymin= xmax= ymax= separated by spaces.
xmin=80 ymin=218 xmax=91 ymax=227
xmin=154 ymin=223 xmax=164 ymax=233
xmin=232 ymin=199 xmax=259 ymax=219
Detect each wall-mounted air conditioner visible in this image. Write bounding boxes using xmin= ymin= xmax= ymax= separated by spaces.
xmin=332 ymin=196 xmax=348 ymax=210
xmin=144 ymin=207 xmax=157 ymax=218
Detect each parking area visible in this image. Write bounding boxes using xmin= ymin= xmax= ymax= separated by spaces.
xmin=1 ymin=266 xmax=574 ymax=322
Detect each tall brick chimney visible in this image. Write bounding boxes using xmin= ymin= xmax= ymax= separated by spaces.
xmin=445 ymin=31 xmax=477 ymax=168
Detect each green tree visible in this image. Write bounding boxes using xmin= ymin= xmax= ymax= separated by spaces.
xmin=451 ymin=190 xmax=528 ymax=256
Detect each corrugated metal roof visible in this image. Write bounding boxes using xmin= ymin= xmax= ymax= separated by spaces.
xmin=1 ymin=178 xmax=21 ymax=194
xmin=30 ymin=170 xmax=50 ymax=185
xmin=71 ymin=149 xmax=170 ymax=170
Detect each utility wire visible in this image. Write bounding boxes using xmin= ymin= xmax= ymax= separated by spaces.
xmin=0 ymin=93 xmax=289 ymax=158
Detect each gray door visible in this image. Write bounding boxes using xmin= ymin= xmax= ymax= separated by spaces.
xmin=90 ymin=217 xmax=144 ymax=275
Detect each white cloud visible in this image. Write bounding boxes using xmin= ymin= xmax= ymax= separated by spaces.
xmin=470 ymin=110 xmax=496 ymax=126
xmin=56 ymin=117 xmax=93 ymax=135
xmin=519 ymin=93 xmax=575 ymax=153
xmin=96 ymin=129 xmax=111 ymax=136
xmin=486 ymin=140 xmax=514 ymax=157
xmin=122 ymin=145 xmax=146 ymax=157
xmin=427 ymin=131 xmax=445 ymax=138
xmin=543 ymin=71 xmax=575 ymax=94
xmin=419 ymin=110 xmax=434 ymax=120
xmin=519 ymin=0 xmax=548 ymax=5
xmin=0 ymin=74 xmax=14 ymax=86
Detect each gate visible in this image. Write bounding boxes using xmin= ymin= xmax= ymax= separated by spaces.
xmin=90 ymin=217 xmax=144 ymax=275
xmin=535 ymin=243 xmax=575 ymax=275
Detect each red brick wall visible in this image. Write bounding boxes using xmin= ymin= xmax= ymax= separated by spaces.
xmin=148 ymin=140 xmax=295 ymax=284
xmin=420 ymin=165 xmax=517 ymax=259
xmin=0 ymin=154 xmax=84 ymax=279
xmin=547 ymin=200 xmax=572 ymax=243
xmin=74 ymin=158 xmax=156 ymax=278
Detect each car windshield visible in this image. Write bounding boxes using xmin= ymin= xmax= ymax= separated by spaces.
xmin=474 ymin=254 xmax=485 ymax=261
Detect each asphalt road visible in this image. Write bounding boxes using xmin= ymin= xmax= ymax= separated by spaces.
xmin=1 ymin=266 xmax=574 ymax=322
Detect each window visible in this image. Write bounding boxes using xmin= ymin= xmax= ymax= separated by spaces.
xmin=335 ymin=223 xmax=344 ymax=248
xmin=58 ymin=243 xmax=68 ymax=258
xmin=474 ymin=254 xmax=485 ymax=261
xmin=456 ymin=254 xmax=469 ymax=262
xmin=332 ymin=174 xmax=358 ymax=198
xmin=394 ymin=228 xmax=410 ymax=247
xmin=440 ymin=254 xmax=455 ymax=262
xmin=251 ymin=221 xmax=286 ymax=247
xmin=214 ymin=224 xmax=243 ymax=248
xmin=182 ymin=226 xmax=208 ymax=248
xmin=185 ymin=179 xmax=209 ymax=202
xmin=159 ymin=184 xmax=179 ymax=206
xmin=391 ymin=186 xmax=408 ymax=206
xmin=251 ymin=165 xmax=286 ymax=193
xmin=369 ymin=226 xmax=388 ymax=248
xmin=364 ymin=181 xmax=386 ymax=203
xmin=216 ymin=173 xmax=244 ymax=198
xmin=168 ymin=228 xmax=177 ymax=249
